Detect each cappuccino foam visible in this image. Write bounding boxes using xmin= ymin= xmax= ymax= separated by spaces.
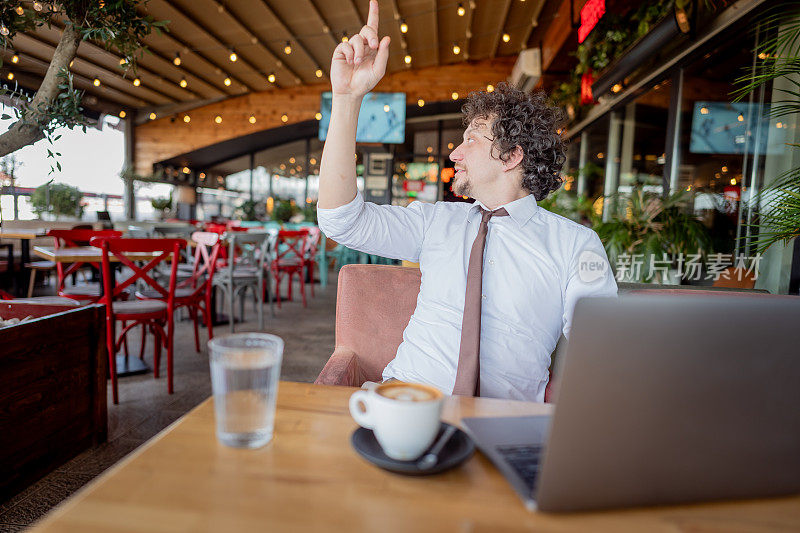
xmin=377 ymin=383 xmax=439 ymax=402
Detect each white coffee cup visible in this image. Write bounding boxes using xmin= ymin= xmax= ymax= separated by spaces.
xmin=349 ymin=381 xmax=444 ymax=461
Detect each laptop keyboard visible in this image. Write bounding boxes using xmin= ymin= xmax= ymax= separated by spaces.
xmin=496 ymin=444 xmax=543 ymax=491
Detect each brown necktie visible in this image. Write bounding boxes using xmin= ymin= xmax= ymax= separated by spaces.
xmin=452 ymin=207 xmax=509 ymax=396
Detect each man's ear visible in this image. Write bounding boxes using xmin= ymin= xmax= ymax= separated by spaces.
xmin=503 ymin=146 xmax=524 ymax=171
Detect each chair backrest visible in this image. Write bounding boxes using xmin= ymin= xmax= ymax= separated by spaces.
xmin=335 ymin=264 xmax=421 ymax=382
xmin=303 ymin=227 xmax=321 ymax=258
xmin=48 ymin=229 xmax=123 ymax=293
xmin=226 ymin=231 xmax=273 ymax=275
xmin=275 ymin=229 xmax=309 ymax=265
xmin=90 ymin=237 xmax=185 ymax=313
xmin=185 ymin=231 xmax=222 ymax=297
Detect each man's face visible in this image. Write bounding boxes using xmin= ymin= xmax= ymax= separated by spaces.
xmin=448 ymin=117 xmax=505 ymax=199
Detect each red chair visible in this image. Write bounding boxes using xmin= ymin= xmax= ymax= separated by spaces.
xmin=48 ymin=229 xmax=122 ymax=302
xmin=302 ymin=227 xmax=322 ymax=298
xmin=91 ymin=236 xmax=184 ymax=404
xmin=271 ymin=229 xmax=309 ymax=308
xmin=137 ymin=231 xmax=221 ymax=351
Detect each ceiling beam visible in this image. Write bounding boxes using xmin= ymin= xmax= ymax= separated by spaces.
xmin=250 ymin=0 xmax=328 ymax=82
xmin=518 ymin=0 xmax=546 ymax=53
xmin=1 ymin=50 xmax=142 ymax=109
xmin=303 ymin=0 xmax=342 ymax=51
xmin=464 ymin=0 xmax=476 ymax=60
xmin=209 ymin=0 xmax=305 ymax=85
xmin=14 ymin=32 xmax=174 ymax=105
xmin=387 ymin=0 xmax=409 ymax=72
xmin=148 ymin=1 xmax=259 ymax=92
xmin=490 ymin=0 xmax=513 ymax=58
xmin=430 ymin=0 xmax=440 ymax=66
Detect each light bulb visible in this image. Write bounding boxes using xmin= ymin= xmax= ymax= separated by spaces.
xmin=486 ymin=84 xmax=494 ymax=92
xmin=249 ymin=115 xmax=256 ymax=124
xmin=229 ymin=49 xmax=237 ymax=62
xmin=453 ymin=43 xmax=460 ymax=55
xmin=0 ymin=25 xmax=9 ymax=36
xmin=11 ymin=54 xmax=19 ymax=64
xmin=119 ymin=57 xmax=127 ymax=66
xmin=457 ymin=3 xmax=465 ymax=16
xmin=133 ymin=78 xmax=141 ymax=86
xmin=383 ymin=104 xmax=390 ymax=112
xmin=15 ymin=6 xmax=24 ymax=15
xmin=341 ymin=33 xmax=349 ymax=43
xmin=315 ymin=69 xmax=323 ymax=78
xmin=404 ymin=54 xmax=411 ymax=64
xmin=400 ymin=20 xmax=408 ymax=33
xmin=173 ymin=53 xmax=181 ymax=66
xmin=502 ymin=33 xmax=510 ymax=43
xmin=224 ymin=76 xmax=231 ymax=86
xmin=315 ymin=112 xmax=321 ymax=120
xmin=214 ymin=115 xmax=222 ymax=124
xmin=737 ymin=113 xmax=744 ymax=122
xmin=118 ymin=110 xmax=126 ymax=118
xmin=281 ymin=114 xmax=288 ymax=123
xmin=451 ymin=92 xmax=459 ymax=100
xmin=284 ymin=42 xmax=292 ymax=55
xmin=417 ymin=99 xmax=425 ymax=107
xmin=33 ymin=2 xmax=43 ymax=12
xmin=7 ymin=72 xmax=14 ymax=80
xmin=149 ymin=112 xmax=156 ymax=120
xmin=183 ymin=115 xmax=190 ymax=123
xmin=179 ymin=78 xmax=187 ymax=88
xmin=268 ymin=73 xmax=276 ymax=83
xmin=93 ymin=77 xmax=101 ymax=86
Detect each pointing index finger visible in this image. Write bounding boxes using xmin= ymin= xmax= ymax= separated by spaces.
xmin=366 ymin=0 xmax=380 ymax=32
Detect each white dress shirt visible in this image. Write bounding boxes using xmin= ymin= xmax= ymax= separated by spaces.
xmin=318 ymin=192 xmax=617 ymax=402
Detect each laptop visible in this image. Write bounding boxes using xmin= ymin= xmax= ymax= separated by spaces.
xmin=462 ymin=294 xmax=800 ymax=512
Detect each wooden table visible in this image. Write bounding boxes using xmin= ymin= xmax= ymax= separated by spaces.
xmin=0 ymin=230 xmax=47 ymax=295
xmin=27 ymin=382 xmax=800 ymax=532
xmin=32 ymin=246 xmax=160 ymax=263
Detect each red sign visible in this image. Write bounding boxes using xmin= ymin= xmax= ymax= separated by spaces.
xmin=403 ymin=180 xmax=424 ymax=192
xmin=578 ymin=0 xmax=606 ymax=43
xmin=580 ymin=71 xmax=595 ymax=105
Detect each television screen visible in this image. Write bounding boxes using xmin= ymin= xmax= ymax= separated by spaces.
xmin=318 ymin=92 xmax=406 ymax=144
xmin=689 ymin=101 xmax=784 ymax=155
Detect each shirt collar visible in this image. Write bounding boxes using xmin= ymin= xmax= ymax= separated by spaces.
xmin=467 ymin=194 xmax=539 ymax=227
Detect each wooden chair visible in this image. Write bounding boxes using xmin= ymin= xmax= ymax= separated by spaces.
xmin=48 ymin=229 xmax=122 ymax=302
xmin=91 ymin=236 xmax=184 ymax=404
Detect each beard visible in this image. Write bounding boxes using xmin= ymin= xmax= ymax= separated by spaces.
xmin=452 ymin=172 xmax=471 ymax=197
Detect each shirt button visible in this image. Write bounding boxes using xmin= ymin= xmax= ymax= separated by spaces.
xmin=488 ymin=259 xmax=495 ymax=265
xmin=482 ymin=294 xmax=487 ymax=300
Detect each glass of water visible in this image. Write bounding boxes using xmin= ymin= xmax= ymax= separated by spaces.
xmin=208 ymin=333 xmax=284 ymax=449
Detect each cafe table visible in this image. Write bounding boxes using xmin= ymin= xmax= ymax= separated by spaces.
xmin=26 ymin=382 xmax=800 ymax=532
xmin=0 ymin=229 xmax=47 ymax=295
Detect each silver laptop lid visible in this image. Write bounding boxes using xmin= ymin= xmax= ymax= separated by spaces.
xmin=536 ymin=294 xmax=800 ymax=512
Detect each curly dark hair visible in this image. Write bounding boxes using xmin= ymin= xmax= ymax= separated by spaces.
xmin=461 ymin=83 xmax=566 ymax=201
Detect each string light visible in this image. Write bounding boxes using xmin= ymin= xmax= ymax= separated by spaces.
xmin=224 ymin=76 xmax=232 ymax=86
xmin=267 ymin=72 xmax=276 ymax=83
xmin=119 ymin=57 xmax=127 ymax=66
xmin=119 ymin=110 xmax=126 ymax=118
xmin=457 ymin=3 xmax=466 ymax=16
xmin=404 ymin=54 xmax=412 ymax=65
xmin=7 ymin=72 xmax=14 ymax=80
xmin=229 ymin=49 xmax=237 ymax=62
xmin=315 ymin=112 xmax=321 ymax=120
xmin=15 ymin=5 xmax=24 ymax=15
xmin=11 ymin=53 xmax=19 ymax=64
xmin=700 ymin=106 xmax=709 ymax=115
xmin=417 ymin=99 xmax=425 ymax=107
xmin=400 ymin=20 xmax=408 ymax=33
xmin=289 ymin=157 xmax=295 ymax=164
xmin=611 ymin=83 xmax=622 ymax=93
xmin=33 ymin=2 xmax=43 ymax=12
xmin=182 ymin=167 xmax=190 ymax=174
xmin=93 ymin=77 xmax=101 ymax=86
xmin=281 ymin=114 xmax=288 ymax=123
xmin=214 ymin=115 xmax=222 ymax=124
xmin=737 ymin=113 xmax=744 ymax=122
xmin=452 ymin=43 xmax=460 ymax=55
xmin=451 ymin=92 xmax=459 ymax=100
xmin=315 ymin=69 xmax=323 ymax=78
xmin=310 ymin=158 xmax=317 ymax=165
xmin=133 ymin=77 xmax=141 ymax=86
xmin=502 ymin=33 xmax=510 ymax=43
xmin=486 ymin=84 xmax=494 ymax=92
xmin=383 ymin=104 xmax=390 ymax=112
xmin=0 ymin=25 xmax=9 ymax=37
xmin=249 ymin=115 xmax=256 ymax=124
xmin=179 ymin=78 xmax=187 ymax=88
xmin=284 ymin=41 xmax=292 ymax=55
xmin=149 ymin=112 xmax=156 ymax=120
xmin=173 ymin=53 xmax=181 ymax=66
xmin=183 ymin=115 xmax=191 ymax=123
xmin=341 ymin=32 xmax=349 ymax=43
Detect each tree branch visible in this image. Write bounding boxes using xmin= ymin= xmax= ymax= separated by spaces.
xmin=0 ymin=23 xmax=82 ymax=158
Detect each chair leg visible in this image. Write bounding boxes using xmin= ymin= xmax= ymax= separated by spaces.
xmin=265 ymin=272 xmax=275 ymax=317
xmin=205 ymin=292 xmax=214 ymax=341
xmin=27 ymin=269 xmax=36 ymax=298
xmin=192 ymin=306 xmax=200 ymax=353
xmin=167 ymin=316 xmax=175 ymax=394
xmin=138 ymin=324 xmax=147 ymax=360
xmin=106 ymin=318 xmax=119 ymax=405
xmin=300 ymin=271 xmax=307 ymax=308
xmin=257 ymin=279 xmax=264 ymax=330
xmin=229 ymin=283 xmax=235 ymax=334
xmin=287 ymin=272 xmax=294 ymax=301
xmin=308 ymin=263 xmax=315 ymax=297
xmin=153 ymin=325 xmax=161 ymax=379
xmin=122 ymin=320 xmax=129 ymax=358
xmin=274 ymin=273 xmax=282 ymax=309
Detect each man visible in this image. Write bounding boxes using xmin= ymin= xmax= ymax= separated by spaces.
xmin=317 ymin=1 xmax=617 ymax=402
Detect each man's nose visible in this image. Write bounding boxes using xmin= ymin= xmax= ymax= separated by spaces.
xmin=449 ymin=145 xmax=462 ymax=162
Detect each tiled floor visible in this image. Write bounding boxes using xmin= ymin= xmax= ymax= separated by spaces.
xmin=0 ymin=273 xmax=339 ymax=532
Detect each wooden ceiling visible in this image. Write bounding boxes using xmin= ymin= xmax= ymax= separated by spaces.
xmin=2 ymin=0 xmax=545 ymax=116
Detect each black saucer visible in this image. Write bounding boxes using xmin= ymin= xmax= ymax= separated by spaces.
xmin=351 ymin=422 xmax=474 ymax=476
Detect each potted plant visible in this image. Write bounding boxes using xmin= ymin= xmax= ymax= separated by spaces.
xmin=237 ymin=199 xmax=261 ymax=222
xmin=30 ymin=181 xmax=83 ymax=220
xmin=150 ymin=196 xmax=172 ymax=220
xmin=594 ymin=190 xmax=713 ymax=283
xmin=271 ymin=198 xmax=298 ymax=224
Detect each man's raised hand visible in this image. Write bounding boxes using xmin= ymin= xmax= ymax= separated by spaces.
xmin=330 ymin=0 xmax=391 ymax=98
